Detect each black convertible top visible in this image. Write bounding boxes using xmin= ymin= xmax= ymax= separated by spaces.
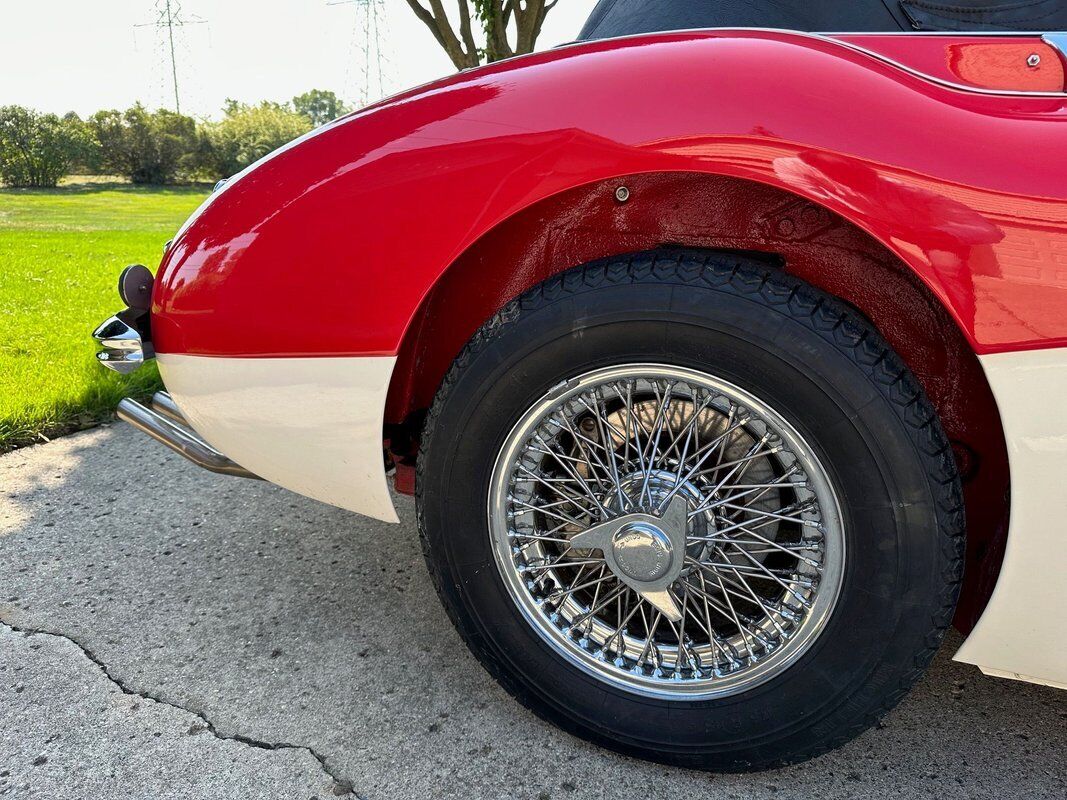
xmin=578 ymin=0 xmax=1067 ymax=40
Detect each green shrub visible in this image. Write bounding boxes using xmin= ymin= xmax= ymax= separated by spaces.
xmin=200 ymin=101 xmax=313 ymax=179
xmin=292 ymin=89 xmax=351 ymax=127
xmin=61 ymin=112 xmax=101 ymax=175
xmin=0 ymin=106 xmax=91 ymax=187
xmin=89 ymin=104 xmax=199 ymax=184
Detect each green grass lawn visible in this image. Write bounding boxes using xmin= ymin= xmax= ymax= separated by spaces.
xmin=0 ymin=182 xmax=209 ymax=451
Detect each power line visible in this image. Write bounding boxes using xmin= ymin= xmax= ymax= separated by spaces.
xmin=134 ymin=0 xmax=206 ymax=114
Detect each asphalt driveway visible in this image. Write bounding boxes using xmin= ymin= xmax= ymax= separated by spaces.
xmin=1 ymin=425 xmax=1064 ymax=799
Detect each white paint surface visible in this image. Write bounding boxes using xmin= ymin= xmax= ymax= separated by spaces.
xmin=157 ymin=353 xmax=398 ymax=523
xmin=954 ymin=348 xmax=1067 ymax=689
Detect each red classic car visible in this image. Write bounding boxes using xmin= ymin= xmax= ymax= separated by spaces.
xmin=93 ymin=19 xmax=1067 ymax=770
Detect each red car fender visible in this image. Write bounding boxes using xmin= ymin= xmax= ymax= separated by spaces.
xmin=152 ymin=29 xmax=1067 ymax=362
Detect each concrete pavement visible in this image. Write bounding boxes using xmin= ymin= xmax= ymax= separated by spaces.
xmin=1 ymin=425 xmax=1064 ymax=799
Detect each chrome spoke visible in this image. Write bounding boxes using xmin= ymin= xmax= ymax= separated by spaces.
xmin=653 ymin=414 xmax=754 ymax=512
xmin=637 ymin=381 xmax=674 ymax=506
xmin=510 ymin=499 xmax=592 ymax=529
xmin=531 ymin=434 xmax=610 ymax=518
xmin=709 ymin=547 xmax=814 ymax=608
xmin=547 ymin=573 xmax=616 ymax=602
xmin=520 ymin=558 xmax=604 ymax=573
xmin=717 ymin=500 xmax=820 ymax=526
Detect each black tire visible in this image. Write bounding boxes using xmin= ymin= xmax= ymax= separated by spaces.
xmin=417 ymin=249 xmax=963 ymax=771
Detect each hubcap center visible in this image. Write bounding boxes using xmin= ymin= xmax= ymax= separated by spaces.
xmin=611 ymin=522 xmax=673 ymax=581
xmin=568 ymin=495 xmax=691 ymax=621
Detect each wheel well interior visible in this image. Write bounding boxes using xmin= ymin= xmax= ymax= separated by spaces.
xmin=384 ymin=171 xmax=1010 ymax=632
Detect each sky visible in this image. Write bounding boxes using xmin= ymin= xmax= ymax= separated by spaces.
xmin=0 ymin=1 xmax=598 ymax=119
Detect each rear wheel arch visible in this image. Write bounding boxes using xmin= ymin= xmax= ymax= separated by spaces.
xmin=384 ymin=172 xmax=1009 ymax=631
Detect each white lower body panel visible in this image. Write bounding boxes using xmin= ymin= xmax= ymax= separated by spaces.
xmin=157 ymin=349 xmax=1066 ymax=688
xmin=954 ymin=348 xmax=1067 ymax=688
xmin=157 ymin=354 xmax=399 ymax=523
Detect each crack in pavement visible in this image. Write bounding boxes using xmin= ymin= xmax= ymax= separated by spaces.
xmin=0 ymin=617 xmax=358 ymax=798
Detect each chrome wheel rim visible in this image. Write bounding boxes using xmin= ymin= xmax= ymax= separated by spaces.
xmin=488 ymin=364 xmax=845 ymax=699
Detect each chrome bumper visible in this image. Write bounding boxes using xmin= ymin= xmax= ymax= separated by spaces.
xmin=118 ymin=392 xmax=260 ymax=480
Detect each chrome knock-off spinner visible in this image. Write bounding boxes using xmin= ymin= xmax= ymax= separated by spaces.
xmin=570 ymin=496 xmax=689 ymax=620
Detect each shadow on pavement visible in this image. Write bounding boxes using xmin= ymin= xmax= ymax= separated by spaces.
xmin=1 ymin=426 xmax=1064 ymax=799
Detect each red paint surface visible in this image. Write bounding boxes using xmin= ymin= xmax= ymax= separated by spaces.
xmin=836 ymin=35 xmax=1066 ymax=92
xmin=152 ymin=29 xmax=1067 ymax=360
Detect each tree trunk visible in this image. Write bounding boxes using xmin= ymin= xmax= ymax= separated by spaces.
xmin=405 ymin=0 xmax=556 ymax=70
xmin=404 ymin=0 xmax=482 ymax=70
xmin=511 ymin=0 xmax=554 ymax=57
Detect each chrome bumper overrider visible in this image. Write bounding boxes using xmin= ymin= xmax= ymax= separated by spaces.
xmin=92 ymin=264 xmax=157 ymax=374
xmin=92 ymin=311 xmax=153 ymax=374
xmin=117 ymin=392 xmax=260 ymax=480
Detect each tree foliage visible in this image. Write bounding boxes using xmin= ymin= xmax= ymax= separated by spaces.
xmin=61 ymin=112 xmax=100 ymax=174
xmin=200 ymin=101 xmax=313 ymax=178
xmin=404 ymin=0 xmax=558 ymax=69
xmin=89 ymin=105 xmax=199 ymax=184
xmin=292 ymin=89 xmax=352 ymax=127
xmin=0 ymin=106 xmax=91 ymax=187
xmin=0 ymin=90 xmax=343 ymax=186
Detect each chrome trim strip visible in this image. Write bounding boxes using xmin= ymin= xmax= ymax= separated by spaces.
xmin=827 ymin=30 xmax=1067 ymax=97
xmin=1044 ymin=33 xmax=1067 ymax=60
xmin=819 ymin=30 xmax=1057 ymax=37
xmin=558 ymin=28 xmax=1067 ymax=98
xmin=117 ymin=397 xmax=260 ymax=480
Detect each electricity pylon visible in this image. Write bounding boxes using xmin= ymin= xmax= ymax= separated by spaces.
xmin=328 ymin=0 xmax=389 ymax=106
xmin=135 ymin=0 xmax=206 ymax=114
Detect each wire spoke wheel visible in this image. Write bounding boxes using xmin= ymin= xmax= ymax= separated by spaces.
xmin=489 ymin=364 xmax=845 ymax=698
